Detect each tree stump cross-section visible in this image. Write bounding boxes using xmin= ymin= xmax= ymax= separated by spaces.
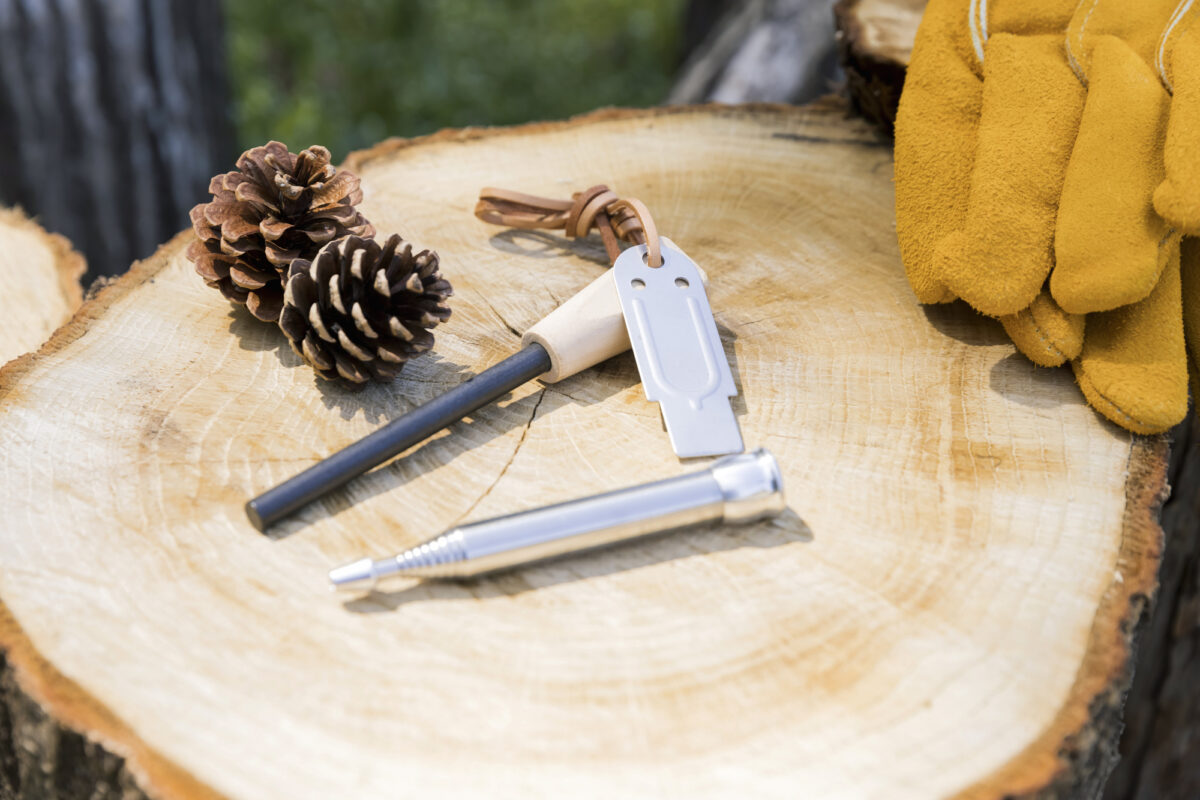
xmin=0 ymin=104 xmax=1167 ymax=799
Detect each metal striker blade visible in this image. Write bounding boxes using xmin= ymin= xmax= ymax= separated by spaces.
xmin=613 ymin=237 xmax=743 ymax=458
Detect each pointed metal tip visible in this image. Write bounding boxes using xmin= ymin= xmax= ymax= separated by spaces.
xmin=328 ymin=557 xmax=379 ymax=592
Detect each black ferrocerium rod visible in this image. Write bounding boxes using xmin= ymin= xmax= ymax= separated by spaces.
xmin=246 ymin=343 xmax=553 ymax=531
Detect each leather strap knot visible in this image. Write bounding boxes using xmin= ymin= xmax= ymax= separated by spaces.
xmin=476 ymin=184 xmax=662 ymax=267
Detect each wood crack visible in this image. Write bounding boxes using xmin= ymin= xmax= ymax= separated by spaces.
xmin=477 ymin=293 xmax=521 ymax=340
xmin=451 ymin=387 xmax=546 ymax=526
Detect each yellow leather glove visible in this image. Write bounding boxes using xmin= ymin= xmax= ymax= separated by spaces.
xmin=896 ymin=0 xmax=1199 ymax=433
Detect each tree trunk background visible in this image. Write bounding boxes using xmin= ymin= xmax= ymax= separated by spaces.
xmin=0 ymin=0 xmax=234 ymax=283
xmin=670 ymin=0 xmax=843 ymax=105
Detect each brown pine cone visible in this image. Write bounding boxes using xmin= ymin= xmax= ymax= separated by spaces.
xmin=279 ymin=234 xmax=453 ymax=383
xmin=187 ymin=141 xmax=374 ymax=321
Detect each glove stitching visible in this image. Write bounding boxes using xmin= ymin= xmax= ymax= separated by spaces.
xmin=1158 ymin=0 xmax=1197 ymax=91
xmin=1067 ymin=0 xmax=1104 ymax=84
xmin=1024 ymin=306 xmax=1069 ymax=362
xmin=1159 ymin=229 xmax=1179 ymax=277
xmin=969 ymin=0 xmax=989 ymax=65
xmin=1077 ymin=370 xmax=1149 ymax=429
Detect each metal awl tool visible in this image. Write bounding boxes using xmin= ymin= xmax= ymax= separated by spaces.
xmin=329 ymin=448 xmax=785 ymax=589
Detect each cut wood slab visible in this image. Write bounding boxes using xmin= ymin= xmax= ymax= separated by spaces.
xmin=0 ymin=105 xmax=1166 ymax=800
xmin=0 ymin=208 xmax=84 ymax=366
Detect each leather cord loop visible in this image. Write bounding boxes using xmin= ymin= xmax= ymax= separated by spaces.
xmin=474 ymin=188 xmax=572 ymax=230
xmin=475 ymin=184 xmax=663 ymax=267
xmin=607 ymin=197 xmax=660 ymax=269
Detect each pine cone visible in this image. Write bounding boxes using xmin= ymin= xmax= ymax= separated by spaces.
xmin=279 ymin=234 xmax=453 ymax=383
xmin=187 ymin=141 xmax=374 ymax=321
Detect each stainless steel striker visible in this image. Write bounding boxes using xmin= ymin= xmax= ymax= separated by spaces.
xmin=329 ymin=448 xmax=785 ymax=590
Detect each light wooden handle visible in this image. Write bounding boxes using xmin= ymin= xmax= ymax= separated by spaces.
xmin=522 ymin=268 xmax=625 ymax=384
xmin=523 ymin=253 xmax=708 ymax=384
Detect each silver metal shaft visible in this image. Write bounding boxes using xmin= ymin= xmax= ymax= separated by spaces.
xmin=329 ymin=448 xmax=785 ymax=590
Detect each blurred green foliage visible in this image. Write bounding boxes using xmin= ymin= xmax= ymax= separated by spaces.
xmin=226 ymin=0 xmax=686 ymax=160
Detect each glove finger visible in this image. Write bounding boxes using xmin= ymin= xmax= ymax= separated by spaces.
xmin=1054 ymin=35 xmax=1173 ymax=315
xmin=999 ymin=289 xmax=1085 ymax=367
xmin=1072 ymin=233 xmax=1188 ymax=434
xmin=894 ymin=0 xmax=980 ymax=305
xmin=935 ymin=34 xmax=1085 ymax=316
xmin=1154 ymin=18 xmax=1200 ymax=234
